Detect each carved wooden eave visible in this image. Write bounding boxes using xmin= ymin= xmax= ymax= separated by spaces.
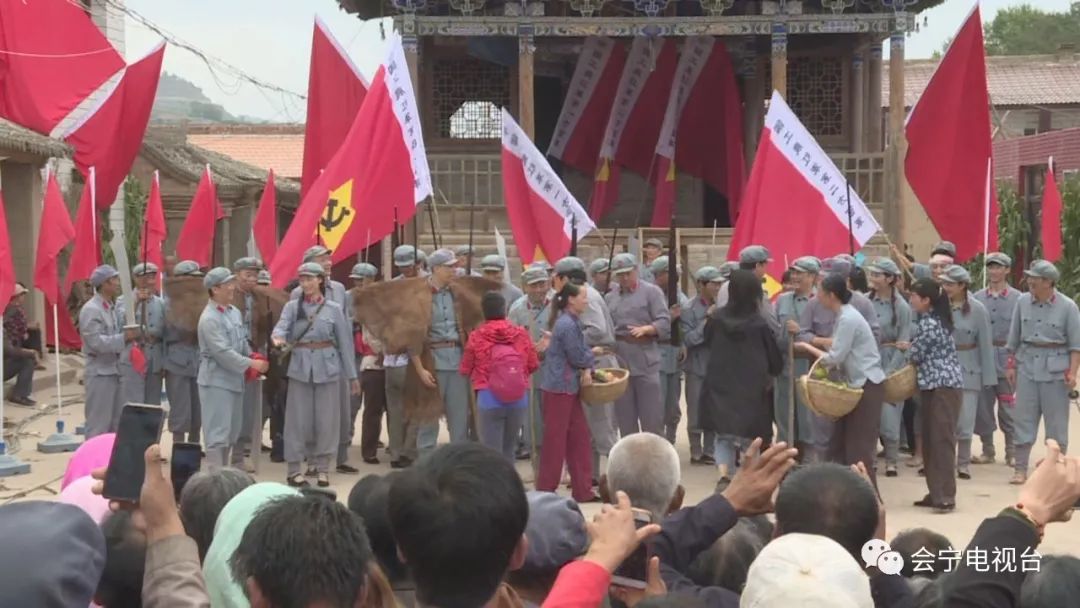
xmin=395 ymin=12 xmax=916 ymax=38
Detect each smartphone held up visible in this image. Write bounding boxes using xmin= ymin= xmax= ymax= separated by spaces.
xmin=610 ymin=508 xmax=653 ymax=590
xmin=101 ymin=404 xmax=165 ymax=503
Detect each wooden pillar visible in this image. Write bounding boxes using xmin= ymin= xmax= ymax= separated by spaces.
xmin=771 ymin=23 xmax=788 ymax=98
xmin=850 ymin=49 xmax=865 ymax=153
xmin=393 ymin=15 xmax=420 ymax=279
xmin=865 ymin=43 xmax=883 ymax=152
xmin=743 ymin=58 xmax=765 ymax=168
xmin=518 ymin=25 xmax=536 ymax=139
xmin=887 ymin=25 xmax=907 ymax=243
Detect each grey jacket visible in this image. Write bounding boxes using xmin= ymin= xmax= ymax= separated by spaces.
xmin=291 ymin=280 xmax=350 ymax=320
xmin=117 ymin=294 xmax=166 ymax=374
xmin=681 ymin=295 xmax=712 ymax=377
xmin=79 ymin=293 xmax=126 ymax=377
xmin=952 ymin=295 xmax=997 ymax=391
xmin=272 ymin=298 xmax=357 ymax=384
xmin=605 ymin=280 xmax=671 ymax=376
xmin=197 ymin=302 xmax=252 ymax=393
xmin=142 ymin=535 xmax=211 ymax=608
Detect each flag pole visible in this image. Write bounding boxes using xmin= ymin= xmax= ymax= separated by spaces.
xmin=426 ymin=200 xmax=439 ymax=251
xmin=608 ymin=222 xmax=619 ymax=269
xmin=711 ymin=219 xmax=717 ymax=246
xmin=363 ymin=228 xmax=371 ymax=264
xmin=412 ymin=204 xmax=419 ymax=267
xmin=667 ymin=213 xmax=679 ymax=346
xmin=983 ymin=156 xmax=993 ymax=289
xmin=466 ymin=200 xmax=475 ymax=274
xmin=569 ymin=214 xmax=578 ymax=258
xmin=845 ymin=181 xmax=855 ymax=256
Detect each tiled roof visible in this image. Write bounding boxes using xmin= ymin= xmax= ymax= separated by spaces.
xmin=884 ymin=54 xmax=1080 ymax=109
xmin=0 ymin=118 xmax=70 ymax=158
xmin=141 ymin=138 xmax=300 ymax=203
xmin=186 ymin=132 xmax=304 ymax=180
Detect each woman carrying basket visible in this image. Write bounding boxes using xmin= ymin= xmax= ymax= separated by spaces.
xmin=867 ymin=258 xmax=913 ymax=478
xmin=798 ymin=273 xmax=886 ymax=489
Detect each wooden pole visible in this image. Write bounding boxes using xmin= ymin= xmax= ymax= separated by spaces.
xmin=518 ymin=27 xmax=536 ymax=139
xmin=888 ymin=25 xmax=908 ymax=244
xmin=771 ymin=23 xmax=788 ymax=99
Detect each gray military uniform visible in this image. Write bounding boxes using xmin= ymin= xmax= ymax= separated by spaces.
xmin=580 ymin=284 xmax=619 ymax=478
xmin=273 ymin=296 xmax=356 ymax=475
xmin=871 ymin=291 xmax=912 ymax=466
xmin=117 ymin=294 xmax=166 ymax=405
xmin=974 ymin=285 xmax=1021 ymax=461
xmin=1006 ymin=290 xmax=1080 ymax=472
xmin=164 ymin=303 xmax=201 ymax=443
xmin=197 ymin=302 xmax=253 ymax=470
xmin=507 ymin=294 xmax=551 ymax=462
xmin=79 ymin=294 xmax=127 ymax=438
xmin=951 ymin=295 xmax=997 ymax=470
xmin=414 ymin=281 xmax=471 ymax=455
xmin=682 ymin=295 xmax=717 ymax=460
xmin=605 ymin=281 xmax=671 ymax=435
xmin=659 ymin=291 xmax=689 ymax=444
xmin=773 ymin=290 xmax=816 ymax=447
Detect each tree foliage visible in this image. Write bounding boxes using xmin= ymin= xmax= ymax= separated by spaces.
xmin=983 ymin=3 xmax=1080 ymax=56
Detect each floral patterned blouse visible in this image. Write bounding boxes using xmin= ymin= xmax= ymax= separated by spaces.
xmin=908 ymin=312 xmax=965 ymax=390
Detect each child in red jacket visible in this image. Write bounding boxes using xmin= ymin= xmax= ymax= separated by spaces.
xmin=461 ymin=291 xmax=540 ymax=461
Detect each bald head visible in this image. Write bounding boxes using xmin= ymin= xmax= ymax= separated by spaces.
xmin=606 ymin=433 xmax=681 ymax=520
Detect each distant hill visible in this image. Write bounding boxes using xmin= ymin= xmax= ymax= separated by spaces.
xmin=153 ymin=72 xmax=254 ymax=123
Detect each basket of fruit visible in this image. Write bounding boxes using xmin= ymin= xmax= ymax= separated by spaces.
xmin=796 ymin=358 xmax=863 ymax=419
xmin=883 ymin=364 xmax=917 ymax=403
xmin=581 ymin=368 xmax=630 ymax=406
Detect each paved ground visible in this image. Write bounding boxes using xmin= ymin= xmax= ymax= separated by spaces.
xmin=4 ymin=367 xmax=1080 ymax=556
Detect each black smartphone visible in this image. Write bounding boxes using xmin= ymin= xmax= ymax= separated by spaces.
xmin=611 ymin=508 xmax=652 ymax=590
xmin=102 ymin=404 xmax=165 ymax=503
xmin=171 ymin=443 xmax=203 ymax=501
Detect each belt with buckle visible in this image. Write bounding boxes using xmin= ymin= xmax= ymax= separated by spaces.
xmin=617 ymin=335 xmax=655 ymax=345
xmin=429 ymin=340 xmax=461 ymax=349
xmin=993 ymin=341 xmax=1007 ymax=347
xmin=955 ymin=344 xmax=977 ymax=351
xmin=294 ymin=341 xmax=334 ymax=350
xmin=1026 ymin=342 xmax=1067 ymax=349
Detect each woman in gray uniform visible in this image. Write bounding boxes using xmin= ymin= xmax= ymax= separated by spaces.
xmin=273 ymin=262 xmax=359 ymax=488
xmin=866 ymin=258 xmax=912 ymax=478
xmin=939 ymin=265 xmax=996 ymax=481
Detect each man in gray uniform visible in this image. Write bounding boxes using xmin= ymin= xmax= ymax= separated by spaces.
xmin=393 ymin=245 xmax=427 ymax=279
xmin=1005 ymin=259 xmax=1080 ymax=484
xmin=79 ymin=265 xmax=138 ymax=438
xmin=117 ymin=263 xmax=165 ymax=406
xmin=164 ymin=261 xmax=204 ymax=444
xmin=774 ymin=256 xmax=820 ymax=452
xmin=507 ymin=266 xmax=552 ymax=463
xmin=412 ymin=249 xmax=471 ymax=454
xmin=682 ymin=266 xmax=721 ymax=464
xmin=347 ymin=262 xmax=384 ymax=465
xmin=639 ymin=237 xmax=663 ymax=283
xmin=198 ymin=268 xmax=267 ymax=470
xmin=605 ymin=253 xmax=670 ymax=436
xmin=480 ymin=254 xmax=523 ymax=311
xmin=383 ymin=245 xmax=426 ymax=467
xmin=649 ymin=255 xmax=689 ymax=445
xmin=232 ymin=256 xmax=263 ymax=471
xmin=554 ymin=256 xmax=618 ymax=479
xmin=973 ymin=252 xmax=1022 ymax=466
xmin=454 ymin=244 xmax=481 ymax=276
xmin=590 ymin=258 xmax=611 ymax=294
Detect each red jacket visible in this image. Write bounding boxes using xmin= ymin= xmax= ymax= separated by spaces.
xmin=460 ymin=319 xmax=539 ymax=391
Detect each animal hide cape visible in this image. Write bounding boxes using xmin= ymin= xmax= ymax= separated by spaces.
xmin=164 ymin=276 xmax=209 ymax=332
xmin=353 ymin=275 xmax=501 ymax=422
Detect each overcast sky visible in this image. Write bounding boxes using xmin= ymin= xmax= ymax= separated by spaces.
xmin=122 ymin=0 xmax=1075 ymax=122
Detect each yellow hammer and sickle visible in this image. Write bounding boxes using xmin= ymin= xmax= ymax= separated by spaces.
xmin=316 ymin=180 xmax=356 ymax=251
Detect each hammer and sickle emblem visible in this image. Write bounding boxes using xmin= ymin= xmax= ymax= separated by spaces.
xmin=316 ymin=180 xmax=356 ymax=251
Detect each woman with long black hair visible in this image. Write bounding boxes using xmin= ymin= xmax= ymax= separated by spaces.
xmin=798 ymin=273 xmax=885 ymax=488
xmin=897 ymin=278 xmax=965 ymax=512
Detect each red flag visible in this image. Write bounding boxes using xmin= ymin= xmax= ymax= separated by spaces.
xmin=730 ymin=92 xmax=881 ymax=296
xmin=175 ymin=167 xmax=223 ymax=267
xmin=0 ymin=0 xmax=125 ymax=135
xmin=905 ymin=5 xmax=996 ymax=261
xmin=270 ymin=33 xmax=431 ymax=288
xmin=301 ymin=17 xmax=369 ymax=198
xmin=140 ymin=171 xmax=167 ymax=270
xmin=253 ymin=170 xmax=279 ymax=264
xmin=1042 ymin=159 xmax=1063 ymax=263
xmin=65 ymin=167 xmax=102 ymax=294
xmin=33 ymin=171 xmax=76 ymax=304
xmin=503 ymin=109 xmax=596 ymax=264
xmin=0 ymin=191 xmax=16 ymax=310
xmin=65 ymin=42 xmax=165 ymax=210
xmin=547 ymin=38 xmax=626 ymax=175
xmin=45 ymin=297 xmax=82 ymax=350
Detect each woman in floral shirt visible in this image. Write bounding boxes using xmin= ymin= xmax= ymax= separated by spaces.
xmin=897 ymin=278 xmax=964 ymax=513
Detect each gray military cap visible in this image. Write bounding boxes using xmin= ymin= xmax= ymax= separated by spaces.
xmin=233 ymin=257 xmax=263 ymax=272
xmin=132 ymin=262 xmax=159 ymax=277
xmin=530 ymin=260 xmax=553 ymax=271
xmin=789 ymin=256 xmax=821 ymax=275
xmin=931 ymin=241 xmax=958 ymax=258
xmin=203 ymin=267 xmax=235 ymax=289
xmin=610 ymin=253 xmax=638 ymax=275
xmin=985 ymin=252 xmax=1012 ymax=268
xmin=480 ymin=255 xmax=506 ymax=271
xmin=834 ymin=253 xmax=857 ymax=266
xmin=298 ymin=262 xmax=325 ymax=277
xmin=90 ymin=265 xmax=119 ymax=288
xmin=643 ymin=237 xmax=664 ymax=249
xmin=303 ymin=245 xmax=332 ymax=263
xmin=1024 ymin=259 xmax=1061 ymax=282
xmin=866 ymin=258 xmax=901 ymax=277
xmin=521 ymin=267 xmax=549 ymax=285
xmin=428 ymin=248 xmax=457 ymax=268
xmin=939 ymin=265 xmax=971 ymax=285
xmin=349 ymin=263 xmax=378 ymax=279
xmin=694 ymin=266 xmax=721 ymax=283
xmin=393 ymin=245 xmax=424 ymax=268
xmin=554 ymin=256 xmax=586 ymax=275
xmin=738 ymin=245 xmax=772 ymax=265
xmin=716 ymin=261 xmax=738 ymax=281
xmin=256 ymin=270 xmax=271 ymax=285
xmin=822 ymin=257 xmax=853 ymax=276
xmin=173 ymin=260 xmax=203 ymax=277
xmin=649 ymin=256 xmax=680 ymax=276
xmin=589 ymin=258 xmax=610 ymax=275
xmin=454 ymin=244 xmax=474 ymax=257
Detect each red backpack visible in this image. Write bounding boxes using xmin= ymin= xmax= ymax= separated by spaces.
xmin=487 ymin=342 xmax=528 ymax=403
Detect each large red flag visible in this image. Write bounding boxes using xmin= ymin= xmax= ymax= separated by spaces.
xmin=547 ymin=38 xmax=626 ymax=175
xmin=139 ymin=171 xmax=167 ymax=269
xmin=301 ymin=17 xmax=369 ymax=198
xmin=65 ymin=167 xmax=102 ymax=294
xmin=0 ymin=192 xmax=16 ymax=310
xmin=65 ymin=42 xmax=165 ymax=210
xmin=175 ymin=167 xmax=224 ymax=267
xmin=503 ymin=109 xmax=596 ymax=264
xmin=270 ymin=33 xmax=431 ymax=288
xmin=45 ymin=299 xmax=82 ymax=351
xmin=0 ymin=0 xmax=125 ymax=135
xmin=33 ymin=170 xmax=76 ymax=304
xmin=1042 ymin=158 xmax=1063 ymax=263
xmin=905 ymin=5 xmax=996 ymax=261
xmin=253 ymin=170 xmax=279 ymax=264
xmin=730 ymin=92 xmax=881 ymax=297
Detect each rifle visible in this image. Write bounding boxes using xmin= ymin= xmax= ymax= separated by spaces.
xmin=569 ymin=214 xmax=578 ymax=258
xmin=667 ymin=216 xmax=680 ymax=347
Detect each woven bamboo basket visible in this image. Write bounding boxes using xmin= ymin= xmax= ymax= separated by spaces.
xmin=581 ymin=368 xmax=629 ymax=406
xmin=796 ymin=358 xmax=863 ymax=419
xmin=883 ymin=364 xmax=917 ymax=403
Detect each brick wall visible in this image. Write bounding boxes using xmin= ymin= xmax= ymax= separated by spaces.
xmin=993 ymin=127 xmax=1080 ymax=191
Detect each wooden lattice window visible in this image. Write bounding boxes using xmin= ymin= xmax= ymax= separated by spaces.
xmin=433 ymin=56 xmax=510 ymax=139
xmin=787 ymin=56 xmax=845 ymax=138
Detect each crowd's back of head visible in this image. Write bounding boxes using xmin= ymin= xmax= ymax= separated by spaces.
xmin=605 ymin=432 xmax=682 ymax=520
xmin=774 ymin=463 xmax=879 ymax=560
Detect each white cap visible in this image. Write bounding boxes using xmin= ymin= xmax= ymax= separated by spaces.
xmin=740 ymin=534 xmax=872 ymax=608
